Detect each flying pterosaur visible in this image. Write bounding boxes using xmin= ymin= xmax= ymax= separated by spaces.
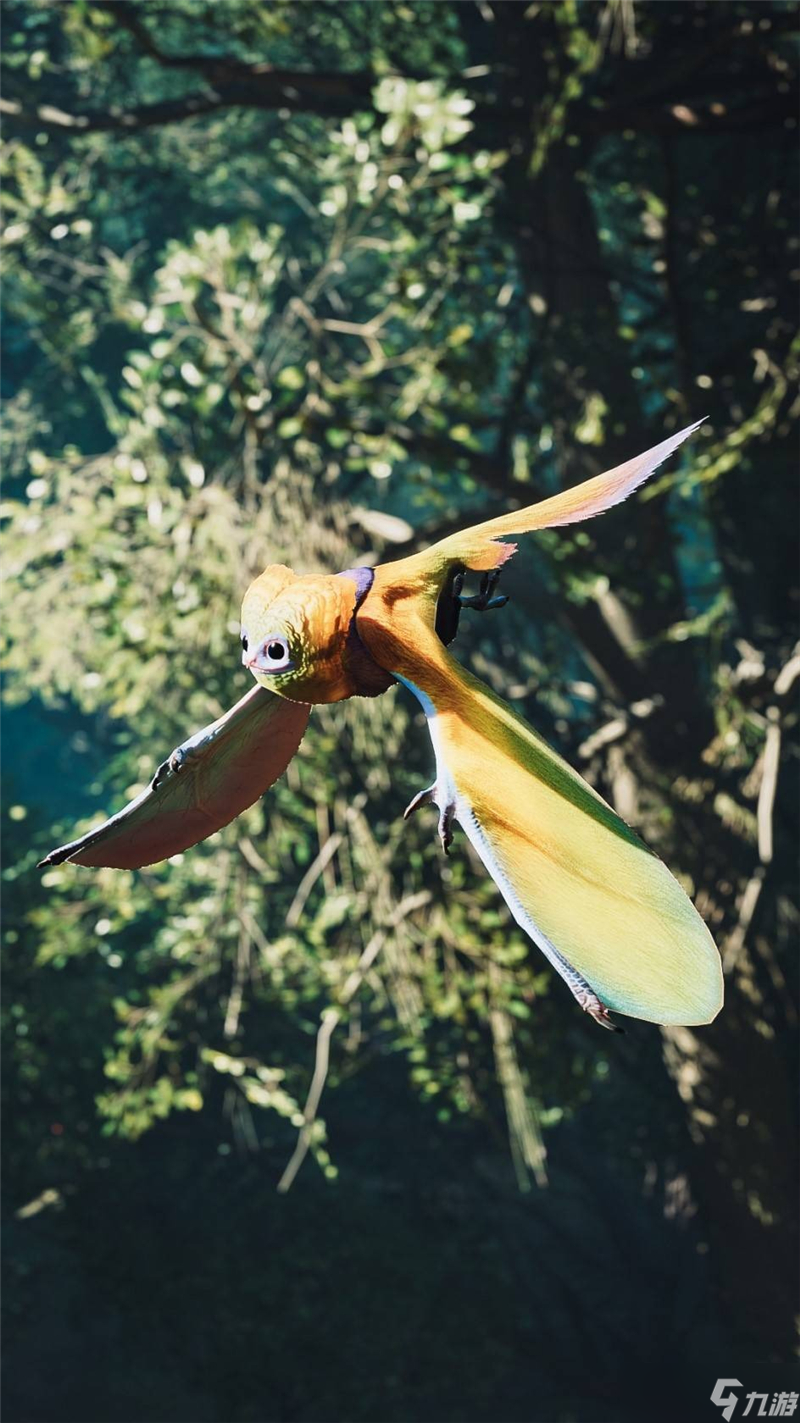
xmin=40 ymin=422 xmax=723 ymax=1031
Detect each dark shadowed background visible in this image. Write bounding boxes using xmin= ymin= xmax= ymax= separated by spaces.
xmin=2 ymin=3 xmax=798 ymax=1421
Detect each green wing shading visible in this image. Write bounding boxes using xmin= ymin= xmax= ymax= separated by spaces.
xmin=397 ymin=650 xmax=722 ymax=1029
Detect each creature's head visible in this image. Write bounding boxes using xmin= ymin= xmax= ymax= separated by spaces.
xmin=240 ymin=564 xmax=391 ymax=703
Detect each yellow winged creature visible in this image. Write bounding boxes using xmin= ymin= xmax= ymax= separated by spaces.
xmin=41 ymin=421 xmax=723 ymax=1032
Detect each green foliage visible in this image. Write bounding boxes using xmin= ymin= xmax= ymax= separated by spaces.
xmin=3 ymin=7 xmax=798 ymax=1418
xmin=2 ymin=0 xmax=796 ymax=1239
xmin=1 ymin=2 xmax=577 ymax=1188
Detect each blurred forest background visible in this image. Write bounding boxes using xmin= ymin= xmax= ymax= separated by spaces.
xmin=2 ymin=3 xmax=798 ymax=1421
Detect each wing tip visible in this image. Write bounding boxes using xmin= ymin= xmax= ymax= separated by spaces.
xmin=651 ymin=968 xmax=724 ymax=1029
xmin=37 ymin=846 xmax=73 ymax=869
xmin=668 ymin=415 xmax=707 ymax=451
xmin=37 ymin=820 xmax=114 ymax=867
xmin=686 ymin=987 xmax=725 ymax=1028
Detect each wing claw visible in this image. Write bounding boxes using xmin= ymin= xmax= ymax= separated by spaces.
xmin=150 ymin=759 xmax=171 ymax=791
xmin=150 ymin=743 xmax=189 ymax=790
xmin=584 ymin=1001 xmax=625 ymax=1034
xmin=546 ymin=945 xmax=625 ymax=1031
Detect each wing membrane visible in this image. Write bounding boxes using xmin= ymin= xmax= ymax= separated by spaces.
xmin=393 ymin=421 xmax=704 ymax=582
xmin=39 ymin=687 xmax=310 ymax=870
xmin=365 ymin=608 xmax=722 ymax=1026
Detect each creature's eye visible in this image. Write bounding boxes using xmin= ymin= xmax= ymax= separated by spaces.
xmin=240 ymin=632 xmax=249 ymax=653
xmin=253 ymin=635 xmax=294 ymax=673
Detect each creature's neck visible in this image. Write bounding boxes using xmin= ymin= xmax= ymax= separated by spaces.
xmin=357 ymin=570 xmax=463 ymax=710
xmin=337 ymin=566 xmax=394 ymax=699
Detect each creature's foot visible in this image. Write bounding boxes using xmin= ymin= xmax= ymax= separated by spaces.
xmin=437 ymin=801 xmax=455 ymax=855
xmin=435 ymin=566 xmax=509 ymax=647
xmin=404 ymin=783 xmax=457 ymax=856
xmin=457 ymin=568 xmax=509 ymax=614
xmin=404 ymin=784 xmax=436 ymax=820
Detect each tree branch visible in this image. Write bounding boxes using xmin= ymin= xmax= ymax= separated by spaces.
xmin=4 ymin=63 xmax=791 ymax=141
xmin=276 ymin=889 xmax=432 ymax=1193
xmin=0 ymin=65 xmax=376 ymax=134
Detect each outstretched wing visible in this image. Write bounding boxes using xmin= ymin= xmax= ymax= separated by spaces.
xmin=39 ymin=687 xmax=310 ymax=870
xmin=391 ymin=421 xmax=704 ymax=589
xmin=359 ymin=603 xmax=721 ymax=1026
